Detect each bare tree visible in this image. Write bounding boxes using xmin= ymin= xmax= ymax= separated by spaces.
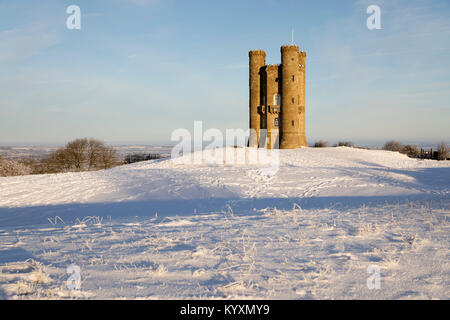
xmin=0 ymin=156 xmax=32 ymax=177
xmin=313 ymin=140 xmax=328 ymax=148
xmin=37 ymin=147 xmax=70 ymax=173
xmin=97 ymin=144 xmax=118 ymax=169
xmin=437 ymin=142 xmax=448 ymax=160
xmin=383 ymin=140 xmax=403 ymax=152
xmin=65 ymin=138 xmax=89 ymax=171
xmin=401 ymin=145 xmax=420 ymax=158
xmin=38 ymin=138 xmax=118 ymax=173
xmin=87 ymin=138 xmax=104 ymax=170
xmin=338 ymin=141 xmax=354 ymax=147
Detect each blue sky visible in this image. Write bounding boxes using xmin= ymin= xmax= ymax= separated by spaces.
xmin=0 ymin=0 xmax=449 ymax=145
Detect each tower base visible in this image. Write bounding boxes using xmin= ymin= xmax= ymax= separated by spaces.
xmin=280 ymin=134 xmax=307 ymax=149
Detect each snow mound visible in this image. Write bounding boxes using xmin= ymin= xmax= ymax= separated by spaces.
xmin=0 ymin=147 xmax=449 ymax=226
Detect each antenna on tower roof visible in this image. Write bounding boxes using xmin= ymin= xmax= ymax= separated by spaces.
xmin=291 ymin=27 xmax=294 ymax=45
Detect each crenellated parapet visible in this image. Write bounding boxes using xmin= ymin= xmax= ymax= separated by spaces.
xmin=265 ymin=64 xmax=280 ymax=78
xmin=249 ymin=50 xmax=266 ymax=57
xmin=280 ymin=45 xmax=300 ymax=52
xmin=266 ymin=64 xmax=279 ymax=70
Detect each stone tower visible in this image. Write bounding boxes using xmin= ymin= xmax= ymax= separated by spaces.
xmin=248 ymin=50 xmax=266 ymax=147
xmin=248 ymin=45 xmax=307 ymax=149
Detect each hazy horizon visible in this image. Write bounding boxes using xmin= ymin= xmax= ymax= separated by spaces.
xmin=0 ymin=139 xmax=446 ymax=150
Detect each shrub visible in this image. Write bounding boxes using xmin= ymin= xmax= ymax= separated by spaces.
xmin=383 ymin=140 xmax=403 ymax=152
xmin=313 ymin=140 xmax=329 ymax=148
xmin=124 ymin=153 xmax=163 ymax=164
xmin=437 ymin=142 xmax=449 ymax=160
xmin=338 ymin=141 xmax=354 ymax=147
xmin=34 ymin=148 xmax=70 ymax=174
xmin=401 ymin=145 xmax=420 ymax=158
xmin=99 ymin=145 xmax=119 ymax=168
xmin=0 ymin=156 xmax=32 ymax=177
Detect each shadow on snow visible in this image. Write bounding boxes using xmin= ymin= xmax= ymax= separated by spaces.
xmin=0 ymin=193 xmax=447 ymax=229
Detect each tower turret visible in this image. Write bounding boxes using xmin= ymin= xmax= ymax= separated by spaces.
xmin=279 ymin=45 xmax=307 ymax=149
xmin=249 ymin=50 xmax=266 ymax=147
xmin=298 ymin=50 xmax=307 ymax=146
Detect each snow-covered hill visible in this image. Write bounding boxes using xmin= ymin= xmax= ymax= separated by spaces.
xmin=0 ymin=147 xmax=449 ymax=299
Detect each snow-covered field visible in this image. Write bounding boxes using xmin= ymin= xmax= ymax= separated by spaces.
xmin=0 ymin=147 xmax=449 ymax=299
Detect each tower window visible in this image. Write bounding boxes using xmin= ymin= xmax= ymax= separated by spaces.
xmin=291 ymin=97 xmax=294 ymax=104
xmin=292 ymin=75 xmax=295 ymax=81
xmin=274 ymin=94 xmax=281 ymax=105
xmin=292 ymin=120 xmax=294 ymax=126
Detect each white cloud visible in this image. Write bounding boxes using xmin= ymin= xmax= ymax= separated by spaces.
xmin=0 ymin=24 xmax=60 ymax=64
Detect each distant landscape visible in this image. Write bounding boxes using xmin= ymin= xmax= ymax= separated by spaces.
xmin=0 ymin=141 xmax=445 ymax=160
xmin=0 ymin=145 xmax=174 ymax=161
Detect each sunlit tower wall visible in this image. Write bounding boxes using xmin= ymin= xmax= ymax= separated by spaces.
xmin=279 ymin=45 xmax=307 ymax=149
xmin=298 ymin=50 xmax=307 ymax=147
xmin=263 ymin=64 xmax=281 ymax=149
xmin=248 ymin=50 xmax=266 ymax=147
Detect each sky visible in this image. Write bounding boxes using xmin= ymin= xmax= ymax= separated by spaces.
xmin=0 ymin=0 xmax=449 ymax=146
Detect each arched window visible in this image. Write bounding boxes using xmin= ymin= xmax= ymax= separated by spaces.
xmin=273 ymin=94 xmax=281 ymax=105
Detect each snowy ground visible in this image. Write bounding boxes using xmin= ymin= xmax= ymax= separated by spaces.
xmin=0 ymin=147 xmax=449 ymax=299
